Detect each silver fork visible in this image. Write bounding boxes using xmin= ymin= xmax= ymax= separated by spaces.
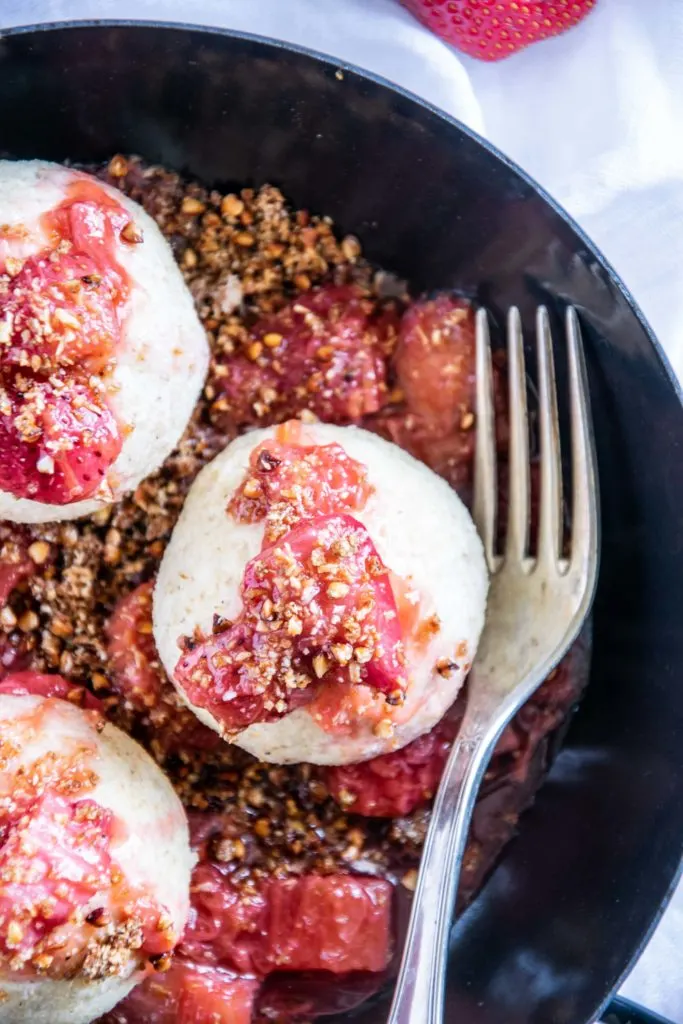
xmin=387 ymin=305 xmax=600 ymax=1024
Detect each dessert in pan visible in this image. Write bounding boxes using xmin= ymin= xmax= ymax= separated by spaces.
xmin=0 ymin=157 xmax=588 ymax=1023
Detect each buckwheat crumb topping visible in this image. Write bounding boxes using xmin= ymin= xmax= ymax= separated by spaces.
xmin=0 ymin=157 xmax=588 ymax=919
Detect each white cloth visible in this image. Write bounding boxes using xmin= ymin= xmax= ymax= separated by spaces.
xmin=2 ymin=0 xmax=683 ymax=1018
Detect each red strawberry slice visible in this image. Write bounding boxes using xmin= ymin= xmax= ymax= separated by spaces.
xmin=213 ymin=283 xmax=398 ymax=426
xmin=0 ymin=792 xmax=114 ymax=962
xmin=400 ymin=0 xmax=596 ymax=62
xmin=0 ymin=219 xmax=126 ymax=504
xmin=326 ymin=708 xmax=462 ymax=817
xmin=176 ymin=514 xmax=407 ymax=732
xmin=97 ymin=960 xmax=258 ymax=1024
xmin=181 ymin=861 xmax=392 ymax=976
xmin=0 ymin=670 xmax=103 ymax=711
xmin=106 ymin=582 xmax=221 ymax=755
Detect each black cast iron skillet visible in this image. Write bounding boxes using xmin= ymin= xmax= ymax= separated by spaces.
xmin=1 ymin=21 xmax=682 ymax=1024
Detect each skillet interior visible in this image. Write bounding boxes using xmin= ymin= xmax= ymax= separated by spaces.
xmin=1 ymin=22 xmax=683 ymax=1024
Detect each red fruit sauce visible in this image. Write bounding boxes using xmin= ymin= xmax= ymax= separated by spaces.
xmin=0 ymin=176 xmax=133 ymax=504
xmin=104 ymin=962 xmax=259 ymax=1024
xmin=0 ymin=271 xmax=588 ymax=1022
xmin=0 ymin=535 xmax=34 ymax=605
xmin=325 ymin=708 xmax=462 ymax=818
xmin=371 ymin=295 xmax=508 ymax=503
xmin=103 ymin=813 xmax=391 ymax=1024
xmin=106 ymin=580 xmax=165 ymax=713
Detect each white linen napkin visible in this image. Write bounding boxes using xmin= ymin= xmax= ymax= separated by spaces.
xmin=3 ymin=0 xmax=683 ymax=1018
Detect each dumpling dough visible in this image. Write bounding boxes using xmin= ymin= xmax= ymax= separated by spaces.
xmin=155 ymin=423 xmax=488 ymax=765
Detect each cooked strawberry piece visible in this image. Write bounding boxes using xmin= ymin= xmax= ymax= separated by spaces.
xmin=182 ymin=857 xmax=391 ymax=977
xmin=214 ymin=284 xmax=397 ymax=426
xmin=396 ymin=295 xmax=475 ymax=436
xmin=326 ymin=704 xmax=463 ymax=817
xmin=228 ymin=436 xmax=372 ymax=537
xmin=107 ymin=582 xmax=220 ymax=753
xmin=0 ymin=528 xmax=34 ymax=604
xmin=371 ymin=295 xmax=506 ymax=502
xmin=240 ymin=515 xmax=404 ymax=699
xmin=176 ymin=514 xmax=406 ymax=732
xmin=369 ymin=295 xmax=476 ymax=501
xmin=100 ymin=961 xmax=258 ymax=1024
xmin=44 ymin=179 xmax=131 ymax=304
xmin=0 ymin=250 xmax=121 ymax=378
xmin=0 ymin=181 xmax=130 ymax=504
xmin=0 ymin=792 xmax=114 ymax=963
xmin=107 ymin=581 xmax=164 ymax=712
xmin=0 ymin=381 xmax=120 ymax=505
xmin=177 ymin=969 xmax=257 ymax=1024
xmin=400 ymin=0 xmax=596 ymax=62
xmin=0 ymin=774 xmax=175 ymax=973
xmin=0 ymin=670 xmax=103 ymax=711
xmin=181 ymin=861 xmax=268 ymax=975
xmin=258 ymin=874 xmax=391 ymax=974
xmin=177 ymin=621 xmax=279 ymax=732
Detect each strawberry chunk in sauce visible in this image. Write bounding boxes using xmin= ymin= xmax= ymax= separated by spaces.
xmin=106 ymin=582 xmax=220 ymax=754
xmin=258 ymin=874 xmax=391 ymax=974
xmin=0 ymin=179 xmax=132 ymax=504
xmin=176 ymin=514 xmax=407 ymax=732
xmin=213 ymin=284 xmax=398 ymax=427
xmin=177 ymin=969 xmax=257 ymax=1024
xmin=371 ymin=295 xmax=506 ymax=502
xmin=105 ymin=817 xmax=392 ymax=1024
xmin=0 ymin=529 xmax=35 ymax=606
xmin=396 ymin=295 xmax=476 ymax=435
xmin=106 ymin=581 xmax=165 ymax=712
xmin=0 ymin=792 xmax=114 ymax=967
xmin=101 ymin=962 xmax=258 ymax=1024
xmin=0 ymin=670 xmax=103 ymax=711
xmin=183 ymin=860 xmax=391 ymax=976
xmin=228 ymin=436 xmax=373 ymax=537
xmin=370 ymin=295 xmax=476 ymax=496
xmin=325 ymin=705 xmax=463 ymax=817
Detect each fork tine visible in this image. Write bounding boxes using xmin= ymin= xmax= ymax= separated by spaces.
xmin=473 ymin=309 xmax=498 ymax=572
xmin=566 ymin=307 xmax=598 ymax=568
xmin=536 ymin=307 xmax=564 ymax=568
xmin=505 ymin=308 xmax=530 ymax=562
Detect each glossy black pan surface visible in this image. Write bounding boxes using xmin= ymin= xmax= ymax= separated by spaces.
xmin=0 ymin=22 xmax=682 ymax=1024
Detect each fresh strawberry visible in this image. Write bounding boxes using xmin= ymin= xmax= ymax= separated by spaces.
xmin=400 ymin=0 xmax=596 ymax=62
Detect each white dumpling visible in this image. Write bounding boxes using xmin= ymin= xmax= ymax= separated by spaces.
xmin=155 ymin=422 xmax=488 ymax=765
xmin=0 ymin=160 xmax=208 ymax=523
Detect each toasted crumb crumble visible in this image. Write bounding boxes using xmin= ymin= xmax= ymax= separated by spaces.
xmin=0 ymin=156 xmax=588 ymax=906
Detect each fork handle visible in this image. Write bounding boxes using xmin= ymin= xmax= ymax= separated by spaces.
xmin=386 ymin=721 xmax=496 ymax=1024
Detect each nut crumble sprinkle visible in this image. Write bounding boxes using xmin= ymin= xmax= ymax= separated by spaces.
xmin=0 ymin=155 xmax=588 ymax=906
